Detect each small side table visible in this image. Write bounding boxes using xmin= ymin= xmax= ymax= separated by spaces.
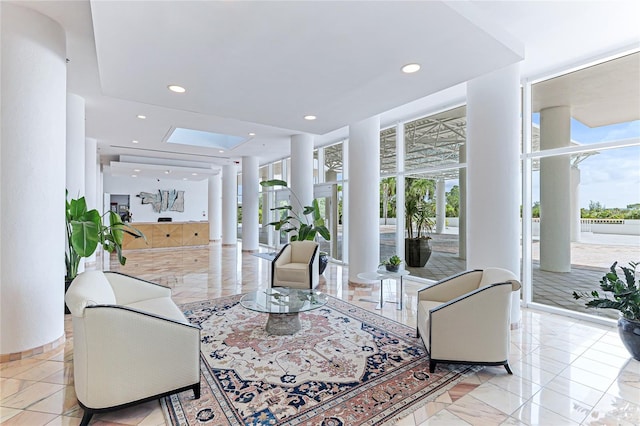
xmin=357 ymin=269 xmax=410 ymax=310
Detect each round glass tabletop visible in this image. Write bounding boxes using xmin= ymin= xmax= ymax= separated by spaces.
xmin=240 ymin=287 xmax=328 ymax=314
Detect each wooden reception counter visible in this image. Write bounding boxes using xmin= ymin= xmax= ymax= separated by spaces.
xmin=122 ymin=221 xmax=209 ymax=249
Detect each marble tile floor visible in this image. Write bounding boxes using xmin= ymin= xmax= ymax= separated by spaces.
xmin=1 ymin=244 xmax=639 ymax=425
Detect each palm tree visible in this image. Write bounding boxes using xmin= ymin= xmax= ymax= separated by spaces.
xmin=380 ymin=177 xmax=396 ymax=225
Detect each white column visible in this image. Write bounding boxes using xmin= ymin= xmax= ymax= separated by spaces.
xmin=395 ymin=122 xmax=405 ymax=261
xmin=84 ymin=138 xmax=98 ymax=210
xmin=435 ymin=178 xmax=446 ymax=234
xmin=208 ymin=174 xmax=222 ymax=242
xmin=342 ymin=140 xmax=350 ymax=264
xmin=1 ymin=3 xmax=67 ymax=355
xmin=458 ymin=145 xmax=467 ymax=260
xmin=84 ymin=137 xmax=98 ymax=266
xmin=348 ymin=116 xmax=380 ymax=283
xmin=540 ymin=106 xmax=571 ymax=272
xmin=241 ymin=156 xmax=259 ymax=251
xmin=66 ymin=93 xmax=85 ymax=199
xmin=290 ymin=134 xmax=314 ymax=215
xmin=467 ymin=63 xmax=521 ymax=325
xmin=570 ymin=166 xmax=581 ymax=242
xmin=222 ymin=163 xmax=237 ymax=246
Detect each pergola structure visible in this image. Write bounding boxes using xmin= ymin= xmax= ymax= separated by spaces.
xmin=322 ymin=105 xmax=595 ymax=182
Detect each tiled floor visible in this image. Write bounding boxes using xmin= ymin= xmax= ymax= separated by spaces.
xmin=1 ymin=243 xmax=639 ymax=425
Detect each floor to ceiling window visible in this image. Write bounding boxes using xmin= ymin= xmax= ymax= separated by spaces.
xmin=525 ymin=52 xmax=640 ymax=319
xmin=400 ymin=107 xmax=467 ymax=281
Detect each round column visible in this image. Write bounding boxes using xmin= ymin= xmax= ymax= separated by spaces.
xmin=570 ymin=166 xmax=581 ymax=242
xmin=1 ymin=3 xmax=67 ymax=357
xmin=241 ymin=156 xmax=259 ymax=251
xmin=540 ymin=106 xmax=571 ymax=272
xmin=222 ymin=163 xmax=238 ymax=246
xmin=395 ymin=122 xmax=406 ymax=260
xmin=290 ymin=134 xmax=314 ymax=215
xmin=208 ymin=174 xmax=222 ymax=242
xmin=458 ymin=144 xmax=467 ymax=260
xmin=66 ymin=93 xmax=85 ymax=199
xmin=84 ymin=138 xmax=98 ymax=210
xmin=84 ymin=137 xmax=98 ymax=265
xmin=467 ymin=63 xmax=521 ymax=325
xmin=348 ymin=116 xmax=381 ymax=283
xmin=435 ymin=178 xmax=446 ymax=234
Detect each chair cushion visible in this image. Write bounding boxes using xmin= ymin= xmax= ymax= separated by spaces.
xmin=290 ymin=241 xmax=317 ymax=263
xmin=275 ymin=263 xmax=308 ymax=282
xmin=125 ymin=297 xmax=190 ymax=324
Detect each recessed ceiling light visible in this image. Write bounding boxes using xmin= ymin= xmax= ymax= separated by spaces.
xmin=219 ymin=150 xmax=224 ymax=153
xmin=137 ymin=115 xmax=146 ymax=119
xmin=304 ymin=115 xmax=317 ymax=121
xmin=168 ymin=85 xmax=186 ymax=93
xmin=248 ymin=132 xmax=256 ymax=136
xmin=183 ymin=178 xmax=188 ymax=181
xmin=133 ymin=169 xmax=141 ymax=172
xmin=401 ymin=63 xmax=421 ymax=74
xmin=132 ymin=140 xmax=139 ymax=144
xmin=131 ymin=174 xmax=137 ymax=178
xmin=164 ymin=170 xmax=170 ymax=174
xmin=192 ymin=173 xmax=198 ymax=176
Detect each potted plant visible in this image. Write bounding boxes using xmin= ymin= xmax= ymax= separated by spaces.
xmin=260 ymin=180 xmax=331 ymax=274
xmin=572 ymin=261 xmax=640 ymax=361
xmin=66 ymin=192 xmax=145 ymax=311
xmin=380 ymin=255 xmax=403 ymax=273
xmin=404 ymin=178 xmax=435 ymax=268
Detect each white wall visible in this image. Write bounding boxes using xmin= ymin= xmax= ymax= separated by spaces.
xmin=103 ymin=174 xmax=209 ymax=222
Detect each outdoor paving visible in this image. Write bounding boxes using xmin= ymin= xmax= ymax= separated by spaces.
xmin=257 ymin=226 xmax=638 ymax=321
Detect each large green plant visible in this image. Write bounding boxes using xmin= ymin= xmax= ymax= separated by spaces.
xmin=573 ymin=261 xmax=640 ymax=321
xmin=66 ymin=193 xmax=144 ymax=280
xmin=405 ymin=178 xmax=435 ymax=239
xmin=259 ymin=180 xmax=330 ymax=242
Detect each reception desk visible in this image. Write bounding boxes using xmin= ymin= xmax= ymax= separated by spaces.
xmin=122 ymin=221 xmax=209 ymax=249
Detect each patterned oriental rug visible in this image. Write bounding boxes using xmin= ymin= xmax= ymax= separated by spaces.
xmin=162 ymin=294 xmax=479 ymax=426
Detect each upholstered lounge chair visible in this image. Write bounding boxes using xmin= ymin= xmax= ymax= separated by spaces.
xmin=65 ymin=271 xmax=201 ymax=426
xmin=271 ymin=241 xmax=319 ymax=289
xmin=417 ymin=268 xmax=521 ymax=374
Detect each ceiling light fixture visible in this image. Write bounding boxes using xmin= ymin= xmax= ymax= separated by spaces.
xmin=219 ymin=150 xmax=224 ymax=153
xmin=168 ymin=85 xmax=186 ymax=93
xmin=192 ymin=173 xmax=198 ymax=176
xmin=304 ymin=115 xmax=317 ymax=121
xmin=131 ymin=174 xmax=137 ymax=178
xmin=132 ymin=140 xmax=139 ymax=144
xmin=136 ymin=115 xmax=146 ymax=119
xmin=133 ymin=169 xmax=141 ymax=172
xmin=164 ymin=170 xmax=170 ymax=174
xmin=248 ymin=132 xmax=256 ymax=136
xmin=401 ymin=63 xmax=421 ymax=74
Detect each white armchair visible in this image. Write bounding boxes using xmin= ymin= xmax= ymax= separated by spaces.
xmin=417 ymin=268 xmax=521 ymax=374
xmin=65 ymin=271 xmax=201 ymax=426
xmin=272 ymin=241 xmax=319 ymax=289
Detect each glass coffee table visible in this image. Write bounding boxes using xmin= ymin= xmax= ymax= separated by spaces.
xmin=240 ymin=288 xmax=328 ymax=335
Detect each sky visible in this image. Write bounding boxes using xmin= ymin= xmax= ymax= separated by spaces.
xmin=531 ymin=114 xmax=639 ymax=209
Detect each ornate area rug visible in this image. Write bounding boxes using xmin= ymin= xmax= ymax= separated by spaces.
xmin=162 ymin=294 xmax=478 ymax=426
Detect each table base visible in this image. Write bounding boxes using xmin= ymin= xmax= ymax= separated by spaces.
xmin=266 ymin=312 xmax=301 ymax=335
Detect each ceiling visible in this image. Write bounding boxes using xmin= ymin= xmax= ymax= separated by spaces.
xmin=14 ymin=1 xmax=640 ymax=181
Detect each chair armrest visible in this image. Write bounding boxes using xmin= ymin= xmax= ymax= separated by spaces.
xmin=273 ymin=244 xmax=292 ymax=266
xmin=74 ymin=305 xmax=200 ymax=408
xmin=428 ymin=282 xmax=514 ymax=361
xmin=417 ymin=270 xmax=482 ymax=303
xmin=105 ymin=272 xmax=171 ymax=305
